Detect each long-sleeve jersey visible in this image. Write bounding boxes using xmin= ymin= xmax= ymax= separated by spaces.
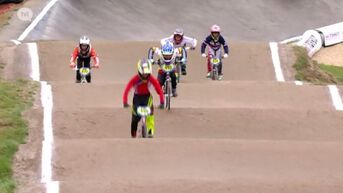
xmin=147 ymin=47 xmax=183 ymax=74
xmin=201 ymin=35 xmax=229 ymax=54
xmin=161 ymin=35 xmax=197 ymax=48
xmin=123 ymin=74 xmax=164 ymax=104
xmin=70 ymin=46 xmax=99 ymax=65
xmin=148 ymin=47 xmax=182 ymax=61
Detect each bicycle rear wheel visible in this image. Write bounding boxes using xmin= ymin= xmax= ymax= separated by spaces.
xmin=214 ymin=70 xmax=218 ymax=80
xmin=142 ymin=125 xmax=147 ymax=138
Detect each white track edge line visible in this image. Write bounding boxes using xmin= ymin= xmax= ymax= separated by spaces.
xmin=294 ymin=81 xmax=303 ymax=86
xmin=29 ymin=44 xmax=58 ymax=191
xmin=28 ymin=43 xmax=40 ymax=81
xmin=328 ymin=85 xmax=343 ymax=111
xmin=269 ymin=42 xmax=285 ymax=82
xmin=17 ymin=0 xmax=58 ymax=41
xmin=41 ymin=81 xmax=53 ymax=183
xmin=11 ymin=39 xmax=22 ymax=45
xmin=47 ymin=181 xmax=59 ymax=193
xmin=23 ymin=0 xmax=59 ymax=192
xmin=280 ymin=36 xmax=302 ymax=44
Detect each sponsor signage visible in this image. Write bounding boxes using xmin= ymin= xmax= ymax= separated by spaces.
xmin=317 ymin=22 xmax=343 ymax=46
xmin=297 ymin=30 xmax=323 ymax=57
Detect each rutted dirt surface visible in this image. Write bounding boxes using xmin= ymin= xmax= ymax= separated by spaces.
xmin=37 ymin=40 xmax=343 ymax=193
xmin=54 ymin=139 xmax=343 ymax=193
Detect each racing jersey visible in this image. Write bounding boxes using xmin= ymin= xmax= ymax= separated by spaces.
xmin=70 ymin=46 xmax=99 ymax=65
xmin=123 ymin=74 xmax=164 ymax=104
xmin=148 ymin=47 xmax=181 ymax=74
xmin=161 ymin=35 xmax=197 ymax=48
xmin=201 ymin=35 xmax=229 ymax=54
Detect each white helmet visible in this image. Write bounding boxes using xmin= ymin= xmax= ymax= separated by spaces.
xmin=174 ymin=28 xmax=184 ymax=36
xmin=79 ymin=36 xmax=90 ymax=45
xmin=173 ymin=28 xmax=184 ymax=44
xmin=211 ymin=24 xmax=221 ymax=33
xmin=161 ymin=41 xmax=176 ymax=64
xmin=137 ymin=59 xmax=152 ymax=79
xmin=79 ymin=36 xmax=91 ymax=52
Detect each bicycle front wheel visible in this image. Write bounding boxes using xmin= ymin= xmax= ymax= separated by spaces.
xmin=142 ymin=125 xmax=147 ymax=138
xmin=176 ymin=63 xmax=181 ymax=83
xmin=165 ymin=81 xmax=171 ymax=110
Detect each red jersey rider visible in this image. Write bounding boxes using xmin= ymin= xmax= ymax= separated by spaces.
xmin=69 ymin=36 xmax=99 ymax=83
xmin=123 ymin=59 xmax=164 ymax=138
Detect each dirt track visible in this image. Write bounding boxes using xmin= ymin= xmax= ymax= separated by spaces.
xmin=35 ymin=40 xmax=343 ymax=193
xmin=1 ymin=0 xmax=343 ymax=193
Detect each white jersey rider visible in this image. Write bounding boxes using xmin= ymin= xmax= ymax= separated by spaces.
xmin=160 ymin=28 xmax=197 ymax=75
xmin=148 ymin=41 xmax=181 ymax=97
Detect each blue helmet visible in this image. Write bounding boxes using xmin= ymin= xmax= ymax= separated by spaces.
xmin=161 ymin=41 xmax=175 ymax=64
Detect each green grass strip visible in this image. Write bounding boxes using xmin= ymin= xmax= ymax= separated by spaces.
xmin=319 ymin=64 xmax=343 ymax=84
xmin=0 ymin=79 xmax=37 ymax=193
xmin=293 ymin=46 xmax=337 ymax=84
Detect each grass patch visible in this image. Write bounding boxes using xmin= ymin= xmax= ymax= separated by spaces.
xmin=318 ymin=64 xmax=343 ymax=84
xmin=0 ymin=79 xmax=37 ymax=193
xmin=293 ymin=46 xmax=337 ymax=84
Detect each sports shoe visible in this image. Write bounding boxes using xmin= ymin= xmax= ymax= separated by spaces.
xmin=181 ymin=69 xmax=187 ymax=75
xmin=131 ymin=131 xmax=137 ymax=138
xmin=148 ymin=129 xmax=154 ymax=138
xmin=206 ymin=72 xmax=211 ymax=78
xmin=181 ymin=66 xmax=187 ymax=75
xmin=219 ymin=74 xmax=224 ymax=80
xmin=172 ymin=89 xmax=178 ymax=97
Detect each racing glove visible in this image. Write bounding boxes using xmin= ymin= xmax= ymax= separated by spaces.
xmin=69 ymin=62 xmax=76 ymax=68
xmin=93 ymin=63 xmax=100 ymax=68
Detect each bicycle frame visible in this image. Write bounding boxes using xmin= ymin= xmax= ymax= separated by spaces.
xmin=175 ymin=46 xmax=190 ymax=83
xmin=175 ymin=58 xmax=182 ymax=83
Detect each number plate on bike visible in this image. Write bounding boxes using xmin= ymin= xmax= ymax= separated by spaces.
xmin=137 ymin=106 xmax=151 ymax=117
xmin=161 ymin=64 xmax=175 ymax=72
xmin=211 ymin=58 xmax=220 ymax=65
xmin=79 ymin=67 xmax=90 ymax=76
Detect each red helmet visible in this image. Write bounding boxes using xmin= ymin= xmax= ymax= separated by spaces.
xmin=211 ymin=24 xmax=221 ymax=33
